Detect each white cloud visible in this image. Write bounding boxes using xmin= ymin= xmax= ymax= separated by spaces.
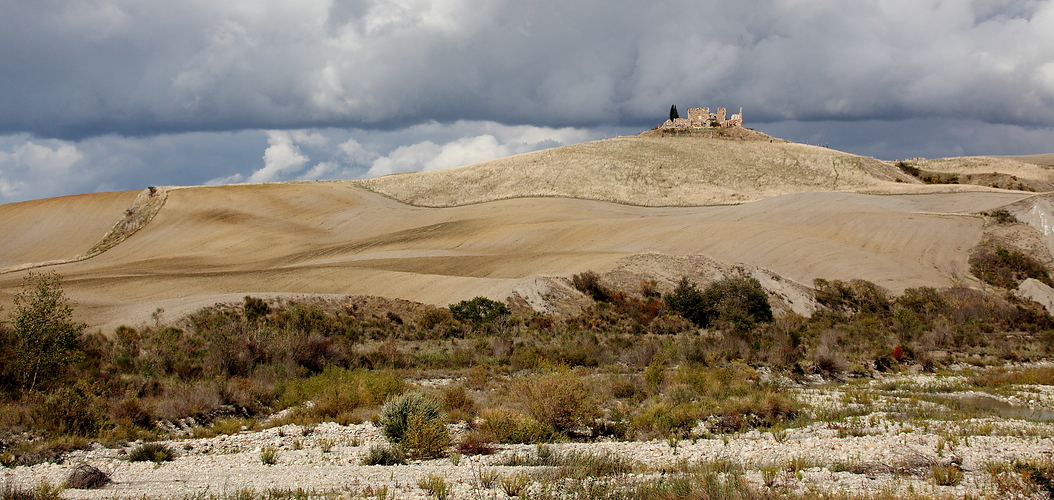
xmin=205 ymin=173 xmax=245 ymax=186
xmin=363 ymin=122 xmax=599 ymax=177
xmin=0 ymin=138 xmax=83 ymax=201
xmin=337 ymin=137 xmax=377 ymax=165
xmin=246 ymin=130 xmax=311 ymax=183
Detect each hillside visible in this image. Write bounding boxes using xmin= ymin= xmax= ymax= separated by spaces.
xmin=357 ymin=132 xmax=991 ymax=207
xmin=0 ymin=181 xmax=1035 ymax=332
xmin=907 ymin=155 xmax=1054 ymax=191
xmin=2 ymin=134 xmax=1053 ymax=331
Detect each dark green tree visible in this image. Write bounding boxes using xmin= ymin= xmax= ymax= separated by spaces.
xmin=665 ymin=276 xmax=773 ymax=330
xmin=10 ymin=272 xmax=84 ymax=392
xmin=700 ymin=276 xmax=773 ymax=330
xmin=448 ymin=297 xmax=510 ymax=327
xmin=669 ymin=104 xmax=679 ymax=121
xmin=664 ymin=277 xmax=707 ymax=327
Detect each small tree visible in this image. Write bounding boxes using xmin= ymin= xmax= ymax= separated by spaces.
xmin=665 ymin=276 xmax=773 ymax=330
xmin=664 ymin=278 xmax=707 ymax=327
xmin=669 ymin=105 xmax=679 ymax=121
xmin=10 ymin=272 xmax=84 ymax=392
xmin=701 ymin=276 xmax=773 ymax=330
xmin=449 ymin=297 xmax=509 ymax=327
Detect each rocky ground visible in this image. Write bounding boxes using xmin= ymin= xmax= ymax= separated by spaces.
xmin=4 ymin=366 xmax=1054 ymax=500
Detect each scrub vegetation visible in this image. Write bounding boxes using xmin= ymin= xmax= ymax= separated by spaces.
xmin=2 ymin=270 xmax=1054 ymax=498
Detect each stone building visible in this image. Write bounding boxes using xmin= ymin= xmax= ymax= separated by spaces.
xmin=661 ymin=106 xmax=743 ymax=131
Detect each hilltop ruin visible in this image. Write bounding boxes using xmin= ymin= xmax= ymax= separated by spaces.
xmin=661 ymin=106 xmax=743 ymax=132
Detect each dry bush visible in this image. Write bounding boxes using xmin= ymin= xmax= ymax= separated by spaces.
xmin=630 ymin=401 xmax=700 ymax=439
xmin=361 ymin=444 xmax=406 ymax=466
xmin=418 ymin=307 xmax=454 ymax=331
xmin=516 ymin=372 xmax=599 ymax=435
xmin=572 ymin=271 xmax=611 ymax=302
xmin=456 ymin=430 xmax=497 ymax=456
xmin=402 ymin=413 xmax=451 ymax=460
xmin=416 ymin=474 xmax=450 ymax=500
xmin=378 ymin=391 xmax=449 ymax=458
xmin=716 ymin=391 xmax=797 ymax=432
xmin=441 ymin=385 xmax=476 ymax=422
xmin=813 ymin=278 xmax=891 ymax=315
xmin=0 ymin=435 xmax=90 ymax=467
xmin=931 ymin=464 xmax=964 ymax=486
xmin=609 ymin=376 xmax=643 ymax=400
xmin=476 ymin=408 xmax=553 ymax=444
xmin=970 ymin=243 xmax=1052 ymax=289
xmin=276 ymin=368 xmax=404 ymax=423
xmin=1 ymin=481 xmax=64 ymax=500
xmin=65 ymin=464 xmax=111 ymax=489
xmin=151 ymin=381 xmax=223 ymax=421
xmin=127 ymin=442 xmax=176 ymax=463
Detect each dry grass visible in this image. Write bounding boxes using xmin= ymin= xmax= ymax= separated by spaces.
xmin=357 ymin=134 xmax=922 ymax=208
xmin=916 ymin=156 xmax=1054 ymax=181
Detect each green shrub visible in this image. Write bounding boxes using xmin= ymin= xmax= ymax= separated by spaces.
xmin=448 ymin=297 xmax=510 ymax=327
xmin=665 ymin=276 xmax=772 ymax=329
xmin=417 ymin=473 xmax=450 ymax=499
xmin=127 ymin=442 xmax=176 ymax=463
xmin=361 ymin=444 xmax=406 ymax=465
xmin=9 ymin=272 xmax=85 ymax=392
xmin=701 ymin=277 xmax=773 ymax=329
xmin=378 ymin=391 xmax=443 ymax=445
xmin=403 ymin=412 xmax=451 ymax=459
xmin=38 ymin=381 xmax=108 ymax=436
xmin=897 ymin=286 xmax=949 ymax=319
xmin=896 ymin=161 xmax=920 ymax=177
xmin=260 ymin=446 xmax=279 ymax=465
xmin=986 ymin=209 xmax=1018 ymax=224
xmin=276 ymin=367 xmax=404 ymax=422
xmin=664 ymin=278 xmax=708 ymax=327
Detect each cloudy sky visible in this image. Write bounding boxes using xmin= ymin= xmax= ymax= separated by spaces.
xmin=2 ymin=0 xmax=1053 ymax=203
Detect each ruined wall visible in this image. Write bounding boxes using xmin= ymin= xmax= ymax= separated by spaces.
xmin=662 ymin=106 xmax=743 ymax=130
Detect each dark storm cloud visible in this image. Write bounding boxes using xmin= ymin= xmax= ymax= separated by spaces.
xmin=3 ymin=0 xmax=1054 ymax=139
xmin=2 ymin=1 xmax=1053 ymax=204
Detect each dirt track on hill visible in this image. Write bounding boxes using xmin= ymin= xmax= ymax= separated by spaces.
xmin=0 ymin=182 xmax=1034 ymax=333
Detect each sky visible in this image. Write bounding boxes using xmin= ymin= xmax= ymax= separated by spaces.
xmin=2 ymin=0 xmax=1053 ymax=204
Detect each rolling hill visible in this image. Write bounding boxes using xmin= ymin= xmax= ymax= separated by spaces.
xmin=1 ymin=132 xmax=1051 ymax=332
